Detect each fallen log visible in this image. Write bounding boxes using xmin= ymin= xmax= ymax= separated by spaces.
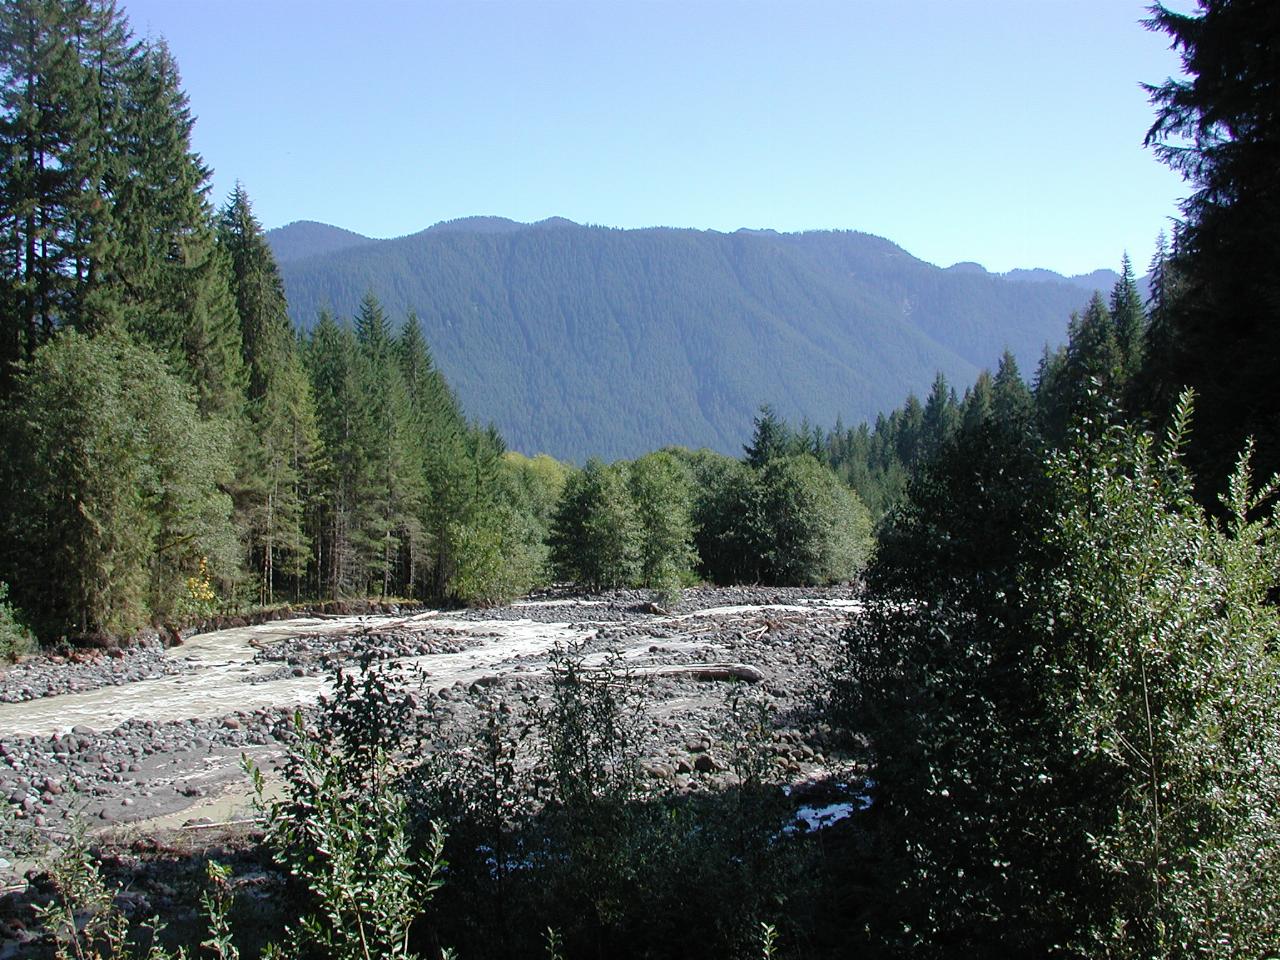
xmin=180 ymin=817 xmax=264 ymax=832
xmin=651 ymin=663 xmax=765 ymax=683
xmin=566 ymin=663 xmax=766 ymax=684
xmin=482 ymin=661 xmax=767 ymax=689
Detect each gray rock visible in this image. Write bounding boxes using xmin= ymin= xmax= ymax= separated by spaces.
xmin=693 ymin=754 xmax=721 ymax=774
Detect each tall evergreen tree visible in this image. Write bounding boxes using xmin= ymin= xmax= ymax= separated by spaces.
xmin=960 ymin=370 xmax=995 ymax=433
xmin=399 ymin=312 xmax=475 ymax=598
xmin=0 ymin=3 xmax=244 ymax=407
xmin=743 ymin=403 xmax=794 ymax=468
xmin=219 ymin=184 xmax=290 ymax=400
xmin=894 ymin=393 xmax=925 ymax=466
xmin=1142 ymin=0 xmax=1280 ymax=489
xmin=1066 ymin=293 xmax=1124 ymax=404
xmin=352 ymin=293 xmax=415 ymax=595
xmin=920 ymin=372 xmax=960 ymax=460
xmin=991 ymin=349 xmax=1034 ymax=428
xmin=306 ymin=311 xmax=364 ymax=598
xmin=0 ymin=0 xmax=119 ymax=378
xmin=218 ymin=185 xmax=315 ymax=603
xmin=1109 ymin=253 xmax=1146 ymax=381
xmin=118 ymin=40 xmax=243 ymax=416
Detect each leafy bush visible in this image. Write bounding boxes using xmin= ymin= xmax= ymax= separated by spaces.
xmin=0 ymin=581 xmax=35 ymax=660
xmin=837 ymin=396 xmax=1280 ymax=955
xmin=249 ymin=657 xmax=449 ymax=960
xmin=33 ymin=828 xmax=239 ymax=960
xmin=695 ymin=453 xmax=873 ymax=586
xmin=1043 ymin=405 xmax=1280 ymax=955
xmin=450 ymin=502 xmax=547 ymax=606
xmin=628 ymin=451 xmax=699 ymax=594
xmin=756 ymin=455 xmax=872 ymax=585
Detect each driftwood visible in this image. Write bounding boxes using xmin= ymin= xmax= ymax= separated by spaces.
xmin=180 ymin=817 xmax=263 ymax=832
xmin=545 ymin=662 xmax=765 ymax=684
xmin=637 ymin=663 xmax=765 ymax=683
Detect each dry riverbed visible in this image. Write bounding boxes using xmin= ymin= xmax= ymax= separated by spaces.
xmin=0 ymin=585 xmax=866 ymax=930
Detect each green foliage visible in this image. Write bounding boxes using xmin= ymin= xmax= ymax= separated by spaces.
xmin=200 ymin=861 xmax=241 ymax=960
xmin=549 ymin=459 xmax=641 ymax=590
xmin=759 ymin=923 xmax=779 ymax=960
xmin=501 ymin=452 xmax=570 ymax=528
xmin=31 ymin=830 xmax=249 ymax=960
xmin=412 ymin=640 xmax=811 ymax=960
xmin=120 ymin=42 xmax=246 ymax=421
xmin=689 ymin=451 xmax=767 ymax=584
xmin=919 ymin=372 xmax=960 ymax=461
xmin=528 ymin=648 xmax=803 ymax=959
xmin=836 ymin=398 xmax=1280 ymax=955
xmin=756 ymin=455 xmax=872 ymax=586
xmin=36 ymin=829 xmax=133 ymax=960
xmin=449 ymin=498 xmax=546 ymax=606
xmin=250 ymin=658 xmax=448 ymax=960
xmin=1110 ymin=252 xmax=1145 ymax=380
xmin=692 ymin=448 xmax=873 ymax=586
xmin=870 ymin=409 xmax=1048 ymax=603
xmin=541 ymin=648 xmax=646 ymax=813
xmin=0 ymin=331 xmax=237 ymax=639
xmin=1141 ymin=0 xmax=1280 ymax=491
xmin=627 ymin=451 xmax=699 ymax=593
xmin=0 ymin=581 xmax=35 ymax=660
xmin=219 ymin=185 xmax=317 ymax=604
xmin=743 ymin=404 xmax=797 ymax=468
xmin=300 ymin=297 xmax=548 ymax=606
xmin=821 ymin=375 xmax=965 ymax=520
xmin=0 ymin=0 xmax=131 ymax=357
xmin=1043 ymin=405 xmax=1280 ymax=955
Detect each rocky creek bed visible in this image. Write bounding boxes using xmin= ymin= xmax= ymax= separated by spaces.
xmin=0 ymin=585 xmax=867 ymax=954
xmin=0 ymin=640 xmax=196 ymax=704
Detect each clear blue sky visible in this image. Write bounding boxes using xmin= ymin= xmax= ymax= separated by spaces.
xmin=122 ymin=0 xmax=1192 ymax=277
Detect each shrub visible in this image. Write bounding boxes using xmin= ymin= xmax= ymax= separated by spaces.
xmin=249 ymin=657 xmax=449 ymax=960
xmin=0 ymin=582 xmax=35 ymax=660
xmin=837 ymin=396 xmax=1280 ymax=955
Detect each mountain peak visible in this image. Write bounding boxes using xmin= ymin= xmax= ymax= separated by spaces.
xmin=267 ymin=220 xmax=375 ymax=263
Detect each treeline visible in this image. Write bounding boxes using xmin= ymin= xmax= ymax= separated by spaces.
xmin=0 ymin=0 xmax=551 ymax=640
xmin=791 ymin=255 xmax=1144 ymax=518
xmin=274 ymin=208 xmax=1101 ymax=463
xmin=549 ymin=443 xmax=872 ymax=596
xmin=0 ymin=0 xmax=535 ymax=641
xmin=825 ymin=1 xmax=1280 ymax=952
xmin=0 ymin=0 xmax=874 ymax=647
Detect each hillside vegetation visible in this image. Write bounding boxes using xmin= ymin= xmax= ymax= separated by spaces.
xmin=272 ymin=219 xmax=1114 ymax=460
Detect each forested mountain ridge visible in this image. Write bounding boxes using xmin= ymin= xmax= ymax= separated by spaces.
xmin=266 ymin=220 xmax=377 ymax=263
xmin=270 ymin=218 xmax=1124 ymax=460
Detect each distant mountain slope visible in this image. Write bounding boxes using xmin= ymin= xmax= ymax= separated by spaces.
xmin=269 ymin=220 xmax=377 ymax=263
xmin=268 ymin=219 xmax=1112 ymax=461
